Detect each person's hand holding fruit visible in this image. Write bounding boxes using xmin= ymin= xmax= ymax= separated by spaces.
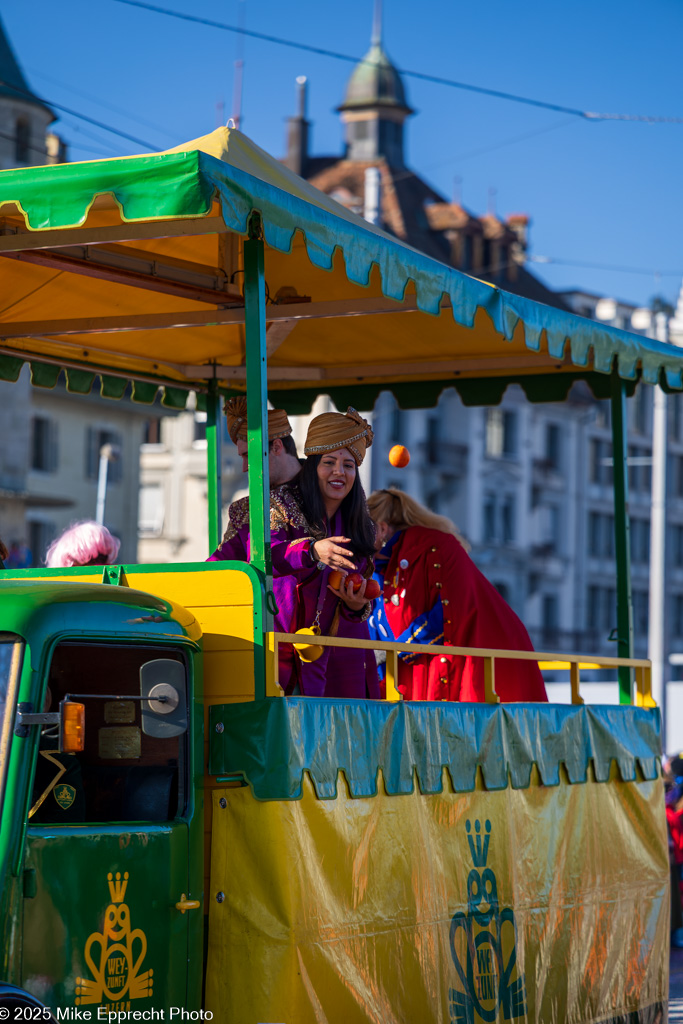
xmin=328 ymin=568 xmax=381 ymax=611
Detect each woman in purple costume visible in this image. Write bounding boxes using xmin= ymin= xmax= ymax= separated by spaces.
xmin=282 ymin=407 xmax=379 ymax=698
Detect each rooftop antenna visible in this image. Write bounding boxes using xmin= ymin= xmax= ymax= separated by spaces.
xmin=488 ymin=186 xmax=497 ymax=215
xmin=231 ymin=0 xmax=246 ymax=129
xmin=372 ymin=0 xmax=383 ymax=45
xmin=453 ymin=176 xmax=462 ymax=205
xmin=216 ymin=98 xmax=225 ymax=129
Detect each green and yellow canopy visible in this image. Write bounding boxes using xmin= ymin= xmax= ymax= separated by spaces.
xmin=0 ymin=126 xmax=678 ymax=410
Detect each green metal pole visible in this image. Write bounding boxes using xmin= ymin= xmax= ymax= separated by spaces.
xmin=610 ymin=374 xmax=634 ymax=703
xmin=244 ymin=224 xmax=273 ymax=697
xmin=206 ymin=377 xmax=223 ymax=555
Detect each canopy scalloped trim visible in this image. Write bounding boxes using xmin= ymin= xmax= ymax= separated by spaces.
xmin=0 ymin=129 xmax=680 ymax=392
xmin=208 ymin=698 xmax=660 ymax=801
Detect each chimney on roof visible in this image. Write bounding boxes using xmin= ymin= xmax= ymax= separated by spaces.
xmin=284 ymin=76 xmax=310 ymax=178
xmin=506 ymin=214 xmax=530 ymax=266
xmin=364 ymin=166 xmax=382 ymax=225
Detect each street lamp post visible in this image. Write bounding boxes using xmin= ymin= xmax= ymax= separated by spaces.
xmin=95 ymin=443 xmax=121 ymax=526
xmin=648 ymin=312 xmax=668 ymax=721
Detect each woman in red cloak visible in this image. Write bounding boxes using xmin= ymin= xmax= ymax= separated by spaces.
xmin=367 ymin=489 xmax=547 ymax=703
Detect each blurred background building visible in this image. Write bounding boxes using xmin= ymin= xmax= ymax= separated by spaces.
xmin=0 ymin=15 xmax=156 ymax=565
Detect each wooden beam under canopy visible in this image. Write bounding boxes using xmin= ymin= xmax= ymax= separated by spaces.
xmin=0 ymin=215 xmax=230 ymax=252
xmin=0 ymin=296 xmax=423 ymax=338
xmin=0 ymin=244 xmax=241 ymax=306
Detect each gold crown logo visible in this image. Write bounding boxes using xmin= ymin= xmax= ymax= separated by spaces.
xmin=107 ymin=871 xmax=129 ymax=904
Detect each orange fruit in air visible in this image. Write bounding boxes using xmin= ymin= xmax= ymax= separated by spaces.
xmin=389 ymin=444 xmax=410 ymax=468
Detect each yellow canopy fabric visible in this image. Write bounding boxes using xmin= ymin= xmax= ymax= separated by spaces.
xmin=0 ymin=126 xmax=679 ymax=409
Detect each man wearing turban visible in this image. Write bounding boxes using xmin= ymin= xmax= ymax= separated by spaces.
xmin=208 ymin=396 xmax=305 ymax=564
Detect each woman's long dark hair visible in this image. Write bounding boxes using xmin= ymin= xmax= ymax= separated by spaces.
xmin=299 ymin=454 xmax=376 ymax=559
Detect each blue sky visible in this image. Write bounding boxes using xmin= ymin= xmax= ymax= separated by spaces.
xmin=4 ymin=0 xmax=683 ymax=309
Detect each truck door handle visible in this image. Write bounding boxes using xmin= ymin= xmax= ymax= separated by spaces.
xmin=175 ymin=894 xmax=201 ymax=913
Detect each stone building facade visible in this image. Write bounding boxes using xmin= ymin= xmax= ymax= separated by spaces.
xmin=0 ymin=15 xmax=152 ymax=565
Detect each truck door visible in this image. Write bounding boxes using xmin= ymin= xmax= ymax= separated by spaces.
xmin=21 ymin=641 xmax=201 ymax=1015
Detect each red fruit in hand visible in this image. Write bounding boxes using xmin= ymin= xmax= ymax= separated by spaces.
xmin=364 ymin=579 xmax=382 ymax=600
xmin=346 ymin=572 xmax=364 ymax=593
xmin=329 ymin=569 xmax=345 ymax=590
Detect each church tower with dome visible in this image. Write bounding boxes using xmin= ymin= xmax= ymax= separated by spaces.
xmin=336 ymin=11 xmax=413 ymax=168
xmin=0 ymin=13 xmax=66 ymax=168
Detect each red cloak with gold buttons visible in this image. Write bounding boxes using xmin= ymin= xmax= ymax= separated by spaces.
xmin=379 ymin=526 xmax=547 ymax=702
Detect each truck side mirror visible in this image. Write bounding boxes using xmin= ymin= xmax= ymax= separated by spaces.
xmin=140 ymin=659 xmax=188 ymax=738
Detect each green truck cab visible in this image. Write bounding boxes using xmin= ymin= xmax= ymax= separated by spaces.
xmin=0 ymin=571 xmax=670 ymax=1024
xmin=0 ymin=581 xmax=204 ymax=1017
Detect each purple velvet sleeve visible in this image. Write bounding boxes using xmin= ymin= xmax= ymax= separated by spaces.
xmin=206 ymin=529 xmax=248 ymax=562
xmin=270 ymin=534 xmax=317 ymax=577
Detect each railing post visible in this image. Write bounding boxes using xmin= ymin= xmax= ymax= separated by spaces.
xmin=385 ymin=649 xmax=401 ymax=701
xmin=244 ymin=220 xmax=273 ymax=699
xmin=610 ymin=374 xmax=634 ymax=703
xmin=484 ymin=657 xmax=499 ymax=704
xmin=570 ymin=661 xmax=584 ymax=705
xmin=206 ymin=377 xmax=223 ymax=555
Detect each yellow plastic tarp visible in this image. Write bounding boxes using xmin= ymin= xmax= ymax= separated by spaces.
xmin=207 ymin=769 xmax=668 ymax=1023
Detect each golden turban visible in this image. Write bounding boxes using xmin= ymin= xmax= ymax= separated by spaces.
xmin=304 ymin=407 xmax=374 ymax=466
xmin=224 ymin=396 xmax=293 ymax=444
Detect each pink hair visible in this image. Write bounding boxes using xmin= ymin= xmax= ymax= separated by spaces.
xmin=45 ymin=521 xmax=121 ymax=568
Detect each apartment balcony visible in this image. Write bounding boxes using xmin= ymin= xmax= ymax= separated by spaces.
xmin=418 ymin=441 xmax=468 ymax=474
xmin=532 ymin=457 xmax=564 ymax=486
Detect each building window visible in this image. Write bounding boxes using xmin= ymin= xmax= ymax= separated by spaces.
xmin=673 ymin=595 xmax=683 ymax=638
xmin=15 ymin=118 xmax=30 ymax=163
xmin=27 ymin=519 xmax=56 ymax=568
xmin=391 ymin=404 xmax=404 ymax=442
xmin=483 ymin=493 xmax=515 ymax=544
xmin=593 ymin=401 xmax=611 ymax=430
xmin=31 ymin=416 xmax=58 ymax=472
xmin=589 ymin=438 xmax=613 ymax=486
xmin=85 ymin=428 xmax=122 ymax=483
xmin=194 ymin=412 xmax=207 ymax=443
xmin=542 ymin=504 xmax=561 ymax=554
xmin=462 ymin=234 xmax=473 ymax=271
xmin=143 ymin=419 xmax=162 ymax=445
xmin=588 ymin=511 xmax=614 ymax=559
xmin=485 ymin=408 xmax=516 ymax=458
xmin=631 ymin=387 xmax=649 ymax=435
xmin=138 ymin=483 xmax=165 ymax=537
xmin=542 ymin=594 xmax=559 ymax=636
xmin=627 ymin=446 xmax=652 ymax=493
xmin=630 ymin=518 xmax=650 ymax=564
xmin=483 ymin=494 xmax=496 ymax=542
xmin=674 ymin=525 xmax=683 ymax=568
xmin=544 ymin=423 xmax=561 ymax=470
xmin=501 ymin=495 xmax=515 ymax=544
xmin=632 ymin=589 xmax=649 ymax=637
xmin=586 ymin=585 xmax=616 ymax=636
xmin=670 ymin=395 xmax=683 ymax=443
xmin=494 ymin=582 xmax=510 ymax=603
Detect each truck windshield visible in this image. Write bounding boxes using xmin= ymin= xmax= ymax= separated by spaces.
xmin=0 ymin=637 xmax=24 ymax=812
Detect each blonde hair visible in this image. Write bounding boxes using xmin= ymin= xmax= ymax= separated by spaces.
xmin=367 ymin=489 xmax=470 ymax=551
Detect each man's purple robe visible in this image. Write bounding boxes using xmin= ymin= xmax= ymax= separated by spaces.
xmin=208 ymin=480 xmax=379 ymax=698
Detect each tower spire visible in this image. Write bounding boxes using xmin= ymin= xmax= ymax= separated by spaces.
xmin=371 ymin=0 xmax=383 ymax=46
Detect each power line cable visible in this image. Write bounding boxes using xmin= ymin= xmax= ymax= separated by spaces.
xmin=0 ymin=77 xmax=159 ymax=150
xmin=109 ymin=0 xmax=683 ymax=125
xmin=529 ymin=255 xmax=683 ymax=277
xmin=26 ymin=64 xmax=179 ymax=142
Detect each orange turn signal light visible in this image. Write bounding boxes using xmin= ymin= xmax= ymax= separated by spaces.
xmin=59 ymin=700 xmax=85 ymax=753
